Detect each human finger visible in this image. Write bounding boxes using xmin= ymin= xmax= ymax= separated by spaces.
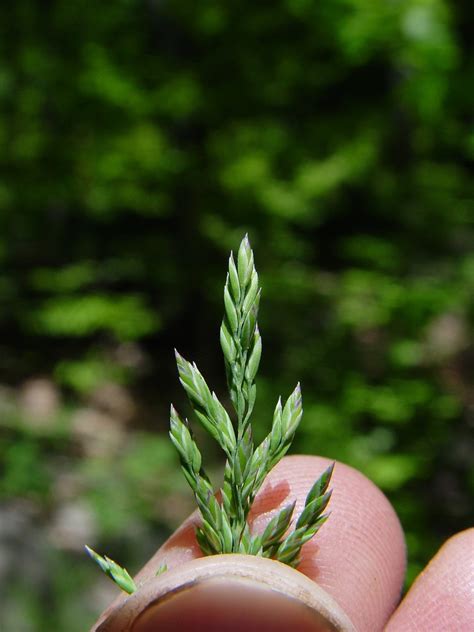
xmin=385 ymin=529 xmax=474 ymax=631
xmin=92 ymin=455 xmax=406 ymax=631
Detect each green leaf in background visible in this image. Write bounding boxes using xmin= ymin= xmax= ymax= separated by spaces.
xmin=31 ymin=294 xmax=159 ymax=340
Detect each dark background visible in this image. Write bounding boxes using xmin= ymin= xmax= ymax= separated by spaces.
xmin=0 ymin=1 xmax=473 ymax=629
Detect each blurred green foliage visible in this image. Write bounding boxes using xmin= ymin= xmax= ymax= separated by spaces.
xmin=0 ymin=0 xmax=473 ymax=629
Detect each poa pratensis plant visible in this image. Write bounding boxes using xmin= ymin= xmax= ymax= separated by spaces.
xmin=87 ymin=236 xmax=334 ymax=593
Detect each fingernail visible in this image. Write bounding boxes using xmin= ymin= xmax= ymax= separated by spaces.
xmin=94 ymin=555 xmax=356 ymax=632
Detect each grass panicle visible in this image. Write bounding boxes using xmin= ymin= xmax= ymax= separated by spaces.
xmin=172 ymin=236 xmax=333 ymax=565
xmin=86 ymin=235 xmax=334 ymax=592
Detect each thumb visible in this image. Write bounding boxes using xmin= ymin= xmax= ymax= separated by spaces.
xmin=92 ymin=456 xmax=405 ymax=632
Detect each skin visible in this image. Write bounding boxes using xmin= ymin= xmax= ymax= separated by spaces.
xmin=93 ymin=456 xmax=474 ymax=631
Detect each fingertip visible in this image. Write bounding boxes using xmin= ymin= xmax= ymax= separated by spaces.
xmin=253 ymin=456 xmax=406 ymax=632
xmin=386 ymin=528 xmax=474 ymax=631
xmin=92 ymin=455 xmax=407 ymax=631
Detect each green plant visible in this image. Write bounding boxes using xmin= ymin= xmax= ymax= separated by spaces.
xmin=85 ymin=547 xmax=137 ymax=595
xmin=87 ymin=236 xmax=333 ymax=590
